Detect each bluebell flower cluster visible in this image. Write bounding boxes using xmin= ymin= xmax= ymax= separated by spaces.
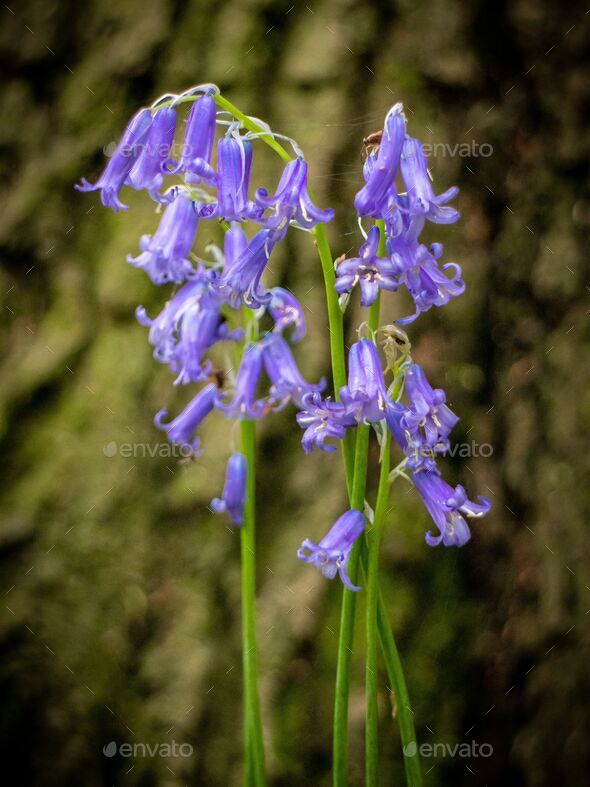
xmin=79 ymin=88 xmax=491 ymax=585
xmin=78 ymin=86 xmax=333 ymax=529
xmin=296 ymin=102 xmax=490 ymax=569
xmin=335 ymin=102 xmax=465 ymax=324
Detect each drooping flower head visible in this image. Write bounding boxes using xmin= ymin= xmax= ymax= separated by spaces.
xmin=136 ymin=270 xmax=213 ymax=366
xmin=401 ymin=363 xmax=458 ymax=450
xmin=215 ymin=225 xmax=275 ymax=308
xmin=255 ymin=158 xmax=334 ymax=237
xmin=335 ymin=225 xmax=402 ymax=307
xmin=76 ymin=108 xmax=152 ymax=211
xmin=211 ymin=453 xmax=247 ymax=525
xmin=155 ymin=382 xmax=217 ymax=454
xmin=400 ymin=136 xmax=460 ymax=226
xmin=217 ymin=343 xmax=267 ymax=419
xmin=196 ymin=133 xmax=261 ymax=222
xmin=262 ymin=335 xmax=325 ymax=409
xmin=127 ymin=107 xmax=177 ymax=201
xmin=167 ymin=94 xmax=217 ymax=185
xmin=386 ymin=207 xmax=465 ymax=325
xmin=127 ymin=193 xmax=198 ymax=285
xmin=296 ymin=392 xmax=357 ymax=453
xmin=268 ymin=287 xmax=306 ymax=342
xmin=340 ymin=339 xmax=392 ymax=424
xmin=411 ymin=467 xmax=490 ymax=547
xmin=354 ymin=103 xmax=406 ymax=218
xmin=298 ymin=509 xmax=365 ymax=591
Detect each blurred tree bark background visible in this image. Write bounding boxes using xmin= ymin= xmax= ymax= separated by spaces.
xmin=1 ymin=0 xmax=589 ymax=785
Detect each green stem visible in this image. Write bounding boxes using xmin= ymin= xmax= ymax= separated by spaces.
xmin=365 ymin=428 xmax=390 ymax=786
xmin=375 ymin=589 xmax=422 ymax=787
xmin=213 ymin=94 xmax=292 ymax=164
xmin=333 ymin=423 xmax=370 ymax=787
xmin=240 ymin=418 xmax=266 ymax=786
xmin=312 ymin=222 xmax=354 ymax=490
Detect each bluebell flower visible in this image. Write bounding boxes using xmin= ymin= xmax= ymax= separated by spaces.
xmin=211 ymin=453 xmax=247 ymax=525
xmin=169 ymin=304 xmax=242 ymax=386
xmin=155 ymin=382 xmax=217 ymax=453
xmin=335 ymin=225 xmax=402 ymax=307
xmin=268 ymin=287 xmax=306 ymax=341
xmin=217 ymin=343 xmax=267 ymax=419
xmin=196 ymin=134 xmax=261 ymax=221
xmin=297 ymin=509 xmax=365 ymax=591
xmin=398 ymin=251 xmax=465 ymax=325
xmin=215 ymin=225 xmax=275 ymax=308
xmin=411 ymin=467 xmax=490 ymax=547
xmin=262 ymin=335 xmax=325 ymax=408
xmin=385 ymin=401 xmax=411 ymax=451
xmin=167 ymin=94 xmax=217 ymax=184
xmin=255 ymin=158 xmax=334 ymax=236
xmin=354 ymin=103 xmax=406 ymax=218
xmin=400 ymin=137 xmax=460 ymax=225
xmin=296 ymin=392 xmax=357 ymax=453
xmin=127 ymin=107 xmax=177 ymax=201
xmin=402 ymin=364 xmax=458 ymax=450
xmin=76 ymin=108 xmax=152 ymax=211
xmin=127 ymin=193 xmax=198 ymax=284
xmin=136 ymin=264 xmax=242 ymax=385
xmin=340 ymin=339 xmax=392 ymax=423
xmin=386 ymin=216 xmax=465 ymax=324
xmin=136 ymin=272 xmax=212 ymax=363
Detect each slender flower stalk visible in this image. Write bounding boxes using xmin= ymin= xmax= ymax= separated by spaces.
xmin=240 ymin=417 xmax=266 ymax=786
xmin=332 ymin=422 xmax=369 ymax=787
xmin=234 ymin=302 xmax=266 ymax=787
xmin=365 ymin=428 xmax=390 ymax=786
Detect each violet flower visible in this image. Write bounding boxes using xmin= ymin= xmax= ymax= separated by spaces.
xmin=268 ymin=287 xmax=306 ymax=342
xmin=354 ymin=103 xmax=406 ymax=218
xmin=217 ymin=343 xmax=267 ymax=419
xmin=411 ymin=467 xmax=490 ymax=547
xmin=387 ymin=216 xmax=465 ymax=324
xmin=167 ymin=94 xmax=217 ymax=184
xmin=136 ymin=272 xmax=213 ymax=366
xmin=398 ymin=247 xmax=465 ymax=325
xmin=262 ymin=335 xmax=325 ymax=408
xmin=155 ymin=382 xmax=217 ymax=453
xmin=215 ymin=226 xmax=275 ymax=308
xmin=197 ymin=134 xmax=261 ymax=221
xmin=127 ymin=107 xmax=177 ymax=201
xmin=255 ymin=158 xmax=334 ymax=237
xmin=335 ymin=225 xmax=402 ymax=307
xmin=127 ymin=193 xmax=198 ymax=285
xmin=340 ymin=339 xmax=392 ymax=423
xmin=76 ymin=108 xmax=152 ymax=211
xmin=296 ymin=392 xmax=357 ymax=453
xmin=400 ymin=136 xmax=460 ymax=225
xmin=298 ymin=509 xmax=365 ymax=591
xmin=402 ymin=363 xmax=458 ymax=450
xmin=211 ymin=453 xmax=247 ymax=525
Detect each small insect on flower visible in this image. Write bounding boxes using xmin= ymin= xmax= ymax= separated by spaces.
xmin=360 ymin=129 xmax=384 ymax=162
